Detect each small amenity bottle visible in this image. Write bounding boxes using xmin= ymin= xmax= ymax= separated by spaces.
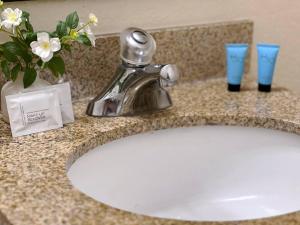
xmin=257 ymin=44 xmax=280 ymax=92
xmin=225 ymin=44 xmax=249 ymax=92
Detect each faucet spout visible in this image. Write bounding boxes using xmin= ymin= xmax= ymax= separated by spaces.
xmin=86 ymin=27 xmax=179 ymax=117
xmin=120 ymin=65 xmax=173 ymax=115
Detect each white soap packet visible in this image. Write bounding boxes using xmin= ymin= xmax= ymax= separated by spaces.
xmin=42 ymin=82 xmax=75 ymax=124
xmin=6 ymin=89 xmax=63 ymax=137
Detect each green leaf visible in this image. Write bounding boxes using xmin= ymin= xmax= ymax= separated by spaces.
xmin=2 ymin=42 xmax=22 ymax=54
xmin=21 ymin=11 xmax=30 ymax=20
xmin=20 ymin=51 xmax=32 ymax=64
xmin=49 ymin=31 xmax=58 ymax=38
xmin=47 ymin=56 xmax=65 ymax=77
xmin=62 ymin=43 xmax=71 ymax=53
xmin=56 ymin=21 xmax=68 ymax=38
xmin=2 ymin=49 xmax=18 ymax=62
xmin=66 ymin=11 xmax=79 ymax=29
xmin=24 ymin=32 xmax=37 ymax=45
xmin=11 ymin=64 xmax=21 ymax=81
xmin=10 ymin=36 xmax=28 ymax=49
xmin=1 ymin=60 xmax=10 ymax=80
xmin=3 ymin=41 xmax=32 ymax=64
xmin=25 ymin=21 xmax=34 ymax=32
xmin=37 ymin=59 xmax=43 ymax=67
xmin=23 ymin=67 xmax=37 ymax=88
xmin=77 ymin=34 xmax=92 ymax=46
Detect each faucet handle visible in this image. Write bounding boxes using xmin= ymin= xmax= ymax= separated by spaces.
xmin=120 ymin=27 xmax=156 ymax=66
xmin=160 ymin=64 xmax=180 ymax=87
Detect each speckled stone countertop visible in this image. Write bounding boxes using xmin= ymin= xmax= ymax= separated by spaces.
xmin=1 ymin=78 xmax=300 ymax=225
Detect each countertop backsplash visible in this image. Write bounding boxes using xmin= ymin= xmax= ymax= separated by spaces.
xmin=0 ymin=20 xmax=253 ymax=105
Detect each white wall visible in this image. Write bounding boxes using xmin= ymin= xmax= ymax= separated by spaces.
xmin=5 ymin=0 xmax=300 ymax=94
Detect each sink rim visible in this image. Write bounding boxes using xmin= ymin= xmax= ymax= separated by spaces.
xmin=67 ymin=120 xmax=300 ymax=223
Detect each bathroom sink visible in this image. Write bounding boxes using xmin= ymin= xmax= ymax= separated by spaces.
xmin=68 ymin=125 xmax=300 ymax=221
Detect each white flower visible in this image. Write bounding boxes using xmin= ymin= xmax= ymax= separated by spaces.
xmin=88 ymin=13 xmax=98 ymax=26
xmin=30 ymin=32 xmax=61 ymax=62
xmin=1 ymin=8 xmax=22 ymax=29
xmin=79 ymin=23 xmax=96 ymax=47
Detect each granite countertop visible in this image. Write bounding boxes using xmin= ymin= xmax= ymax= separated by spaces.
xmin=1 ymin=78 xmax=300 ymax=225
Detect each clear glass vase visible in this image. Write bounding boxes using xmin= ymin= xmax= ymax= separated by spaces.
xmin=1 ymin=72 xmax=51 ymax=123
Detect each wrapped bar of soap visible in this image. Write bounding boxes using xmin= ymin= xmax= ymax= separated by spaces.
xmin=6 ymin=89 xmax=63 ymax=137
xmin=43 ymin=82 xmax=74 ymax=124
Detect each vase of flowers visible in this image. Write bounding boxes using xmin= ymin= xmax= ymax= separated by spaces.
xmin=0 ymin=2 xmax=98 ymax=122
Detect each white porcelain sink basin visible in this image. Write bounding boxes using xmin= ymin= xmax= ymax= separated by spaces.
xmin=68 ymin=125 xmax=300 ymax=222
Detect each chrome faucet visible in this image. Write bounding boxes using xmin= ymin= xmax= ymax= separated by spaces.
xmin=86 ymin=27 xmax=179 ymax=117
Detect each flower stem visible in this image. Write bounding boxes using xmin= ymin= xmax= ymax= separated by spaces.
xmin=0 ymin=28 xmax=14 ymax=36
xmin=16 ymin=27 xmax=25 ymax=40
xmin=76 ymin=21 xmax=92 ymax=32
